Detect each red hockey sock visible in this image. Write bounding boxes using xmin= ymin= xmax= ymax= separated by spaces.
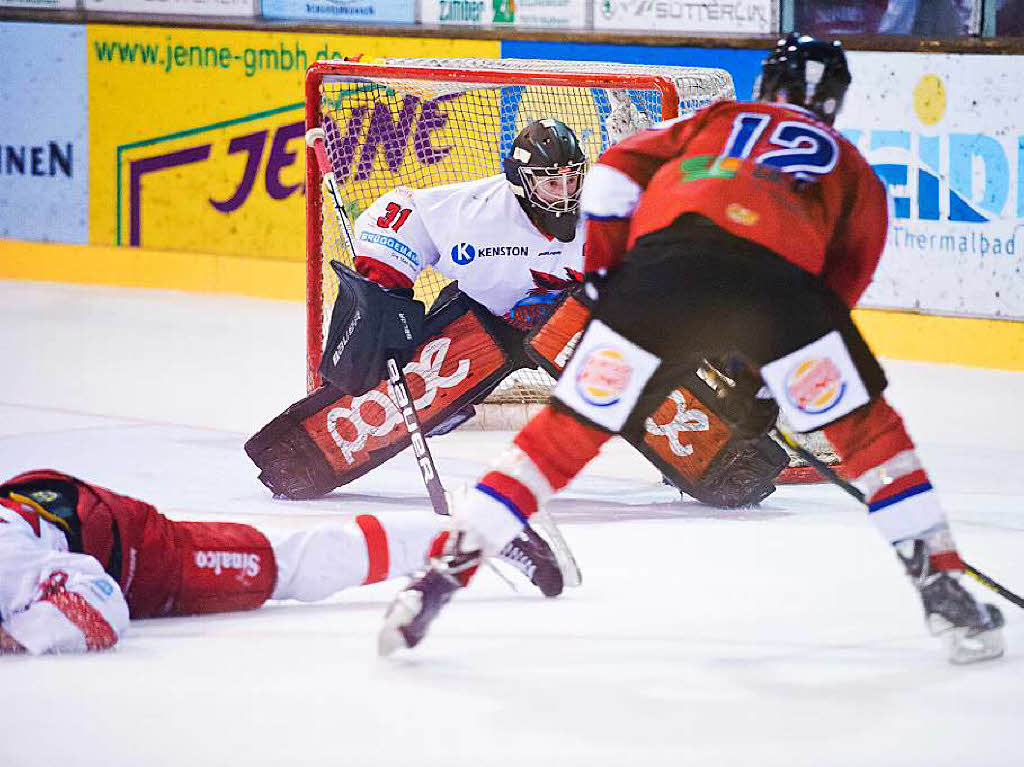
xmin=463 ymin=406 xmax=610 ymax=552
xmin=477 ymin=406 xmax=611 ymax=519
xmin=824 ymin=397 xmax=957 ymax=564
xmin=824 ymin=397 xmax=915 ymax=481
xmin=512 ymin=406 xmax=612 ymax=492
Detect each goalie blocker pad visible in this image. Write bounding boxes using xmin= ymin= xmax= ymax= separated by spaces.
xmin=245 ymin=290 xmax=518 ymax=500
xmin=319 ymin=260 xmax=425 ymax=396
xmin=526 ymin=294 xmax=788 ymax=508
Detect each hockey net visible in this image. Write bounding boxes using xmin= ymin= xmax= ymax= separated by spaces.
xmin=305 ymin=58 xmax=733 ymax=408
xmin=304 ymin=58 xmax=838 ymax=478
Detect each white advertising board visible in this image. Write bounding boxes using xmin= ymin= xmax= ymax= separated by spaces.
xmin=0 ymin=22 xmax=88 ymax=243
xmin=261 ymin=0 xmax=416 ymax=23
xmin=593 ymin=0 xmax=774 ymax=33
xmin=840 ymin=52 xmax=1024 ymax=319
xmin=422 ymin=0 xmax=587 ymax=28
xmin=0 ymin=0 xmax=76 ymax=8
xmin=83 ymin=0 xmax=256 ymax=15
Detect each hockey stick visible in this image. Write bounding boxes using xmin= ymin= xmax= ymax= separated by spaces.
xmin=386 ymin=358 xmax=450 ymax=516
xmin=307 ymin=127 xmax=449 ymax=517
xmin=307 ymin=128 xmax=357 ymax=256
xmin=773 ymin=425 xmax=1024 ymax=610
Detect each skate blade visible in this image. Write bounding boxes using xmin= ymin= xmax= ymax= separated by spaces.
xmin=929 ymin=614 xmax=1006 ymax=664
xmin=531 ymin=509 xmax=582 ymax=588
xmin=946 ymin=626 xmax=1005 ymax=665
xmin=377 ymin=591 xmax=422 ymax=657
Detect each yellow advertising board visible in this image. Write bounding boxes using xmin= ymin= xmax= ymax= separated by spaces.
xmin=87 ymin=24 xmax=497 ymax=260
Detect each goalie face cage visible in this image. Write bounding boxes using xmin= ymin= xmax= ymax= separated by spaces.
xmin=305 ymin=59 xmax=735 ymax=404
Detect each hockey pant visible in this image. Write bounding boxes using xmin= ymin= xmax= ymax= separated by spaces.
xmin=246 ymin=287 xmax=533 ymax=499
xmin=476 ymin=212 xmax=886 ymax=528
xmin=1 ymin=471 xmax=450 ymax=617
xmin=612 ymin=220 xmax=956 ymax=554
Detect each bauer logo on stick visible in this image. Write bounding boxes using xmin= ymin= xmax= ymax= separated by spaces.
xmin=784 ymin=357 xmax=846 ymax=415
xmin=575 ymin=347 xmax=632 ymax=407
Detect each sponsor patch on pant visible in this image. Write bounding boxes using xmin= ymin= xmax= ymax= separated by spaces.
xmin=553 ymin=320 xmax=660 ymax=432
xmin=761 ymin=330 xmax=870 ymax=431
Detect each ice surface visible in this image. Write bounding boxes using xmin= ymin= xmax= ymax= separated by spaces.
xmin=1 ymin=280 xmax=1022 ymax=767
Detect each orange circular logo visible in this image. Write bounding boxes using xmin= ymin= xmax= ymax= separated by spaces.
xmin=726 ymin=203 xmax=759 ymax=226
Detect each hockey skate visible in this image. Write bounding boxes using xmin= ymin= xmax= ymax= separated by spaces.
xmin=378 ymin=537 xmax=480 ymax=656
xmin=495 ymin=526 xmax=564 ymax=598
xmin=898 ymin=538 xmax=1005 ymax=665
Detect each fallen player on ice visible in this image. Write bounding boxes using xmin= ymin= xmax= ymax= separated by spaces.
xmin=0 ymin=470 xmax=561 ymax=655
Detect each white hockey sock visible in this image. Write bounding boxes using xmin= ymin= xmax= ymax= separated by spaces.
xmin=267 ymin=514 xmax=448 ymax=602
xmin=855 ymin=449 xmax=949 ymax=545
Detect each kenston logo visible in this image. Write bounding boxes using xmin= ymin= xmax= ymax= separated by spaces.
xmin=451 ymin=242 xmax=476 ymax=265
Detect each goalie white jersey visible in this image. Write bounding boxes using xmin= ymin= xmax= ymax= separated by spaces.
xmin=353 ymin=174 xmax=585 ymax=325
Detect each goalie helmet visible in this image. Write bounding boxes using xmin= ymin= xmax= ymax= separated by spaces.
xmin=503 ymin=119 xmax=586 ymax=243
xmin=755 ymin=33 xmax=851 ymax=126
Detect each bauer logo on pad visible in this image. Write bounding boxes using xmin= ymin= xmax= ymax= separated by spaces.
xmin=575 ymin=347 xmax=632 ymax=407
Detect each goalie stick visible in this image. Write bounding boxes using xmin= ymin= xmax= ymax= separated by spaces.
xmin=307 ymin=127 xmax=448 ymax=516
xmin=306 ymin=127 xmax=581 ymax=586
xmin=773 ymin=425 xmax=1024 ymax=610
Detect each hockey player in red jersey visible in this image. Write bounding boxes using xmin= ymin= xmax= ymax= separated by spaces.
xmin=0 ymin=469 xmax=561 ymax=654
xmin=378 ymin=34 xmax=1006 ymax=665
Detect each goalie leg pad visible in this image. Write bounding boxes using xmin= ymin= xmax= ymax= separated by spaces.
xmin=246 ymin=296 xmax=516 ymax=499
xmin=622 ymin=370 xmax=789 ymax=508
xmin=525 ymin=290 xmax=593 ymax=377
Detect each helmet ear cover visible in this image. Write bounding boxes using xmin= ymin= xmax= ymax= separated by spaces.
xmin=756 ymin=33 xmax=851 ymax=126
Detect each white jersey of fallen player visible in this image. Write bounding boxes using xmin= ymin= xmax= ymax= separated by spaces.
xmin=353 ymin=174 xmax=584 ymax=321
xmin=0 ymin=500 xmax=129 ymax=654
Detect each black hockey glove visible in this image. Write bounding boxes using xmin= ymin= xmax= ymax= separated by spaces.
xmin=581 ymin=267 xmax=617 ymax=305
xmin=318 ymin=261 xmax=425 ymax=396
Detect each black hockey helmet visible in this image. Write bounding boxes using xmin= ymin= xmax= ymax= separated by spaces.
xmin=755 ymin=33 xmax=851 ymax=126
xmin=503 ymin=119 xmax=586 ymax=242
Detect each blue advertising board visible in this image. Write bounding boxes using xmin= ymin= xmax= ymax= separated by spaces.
xmin=261 ymin=0 xmax=415 ymax=24
xmin=0 ymin=22 xmax=88 ymax=243
xmin=501 ymin=41 xmax=764 ymax=101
